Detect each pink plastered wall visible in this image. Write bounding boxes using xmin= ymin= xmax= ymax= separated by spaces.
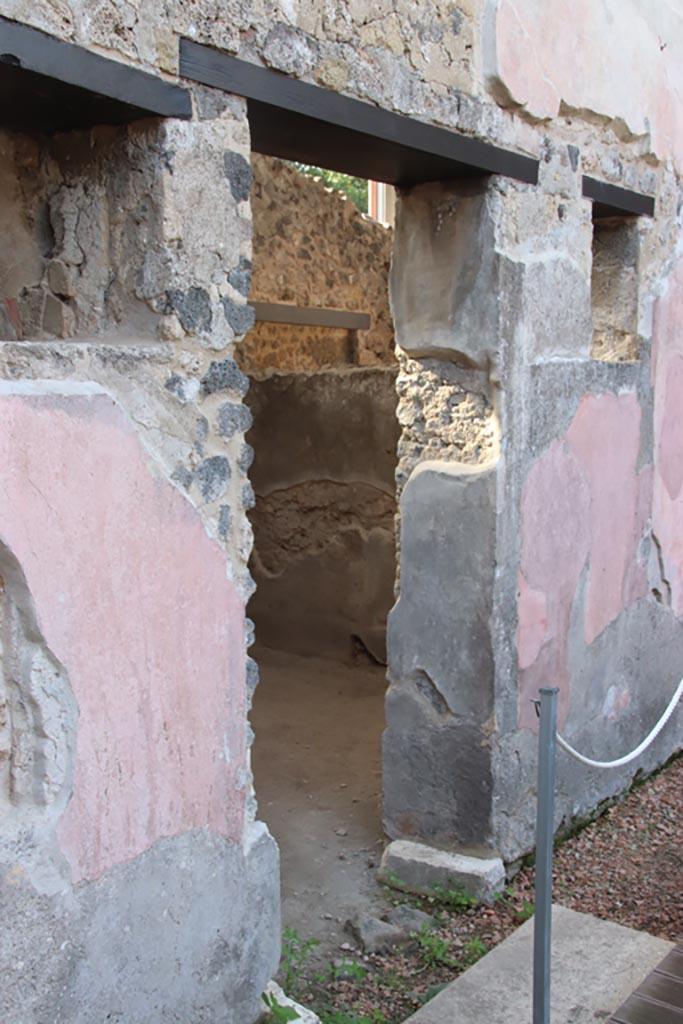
xmin=0 ymin=383 xmax=247 ymax=882
xmin=652 ymin=256 xmax=683 ymax=616
xmin=491 ymin=0 xmax=683 ymax=171
xmin=518 ymin=393 xmax=649 ymax=728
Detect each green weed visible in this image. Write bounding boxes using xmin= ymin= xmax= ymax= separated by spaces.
xmin=414 ymin=923 xmax=457 ymax=969
xmin=426 ymin=881 xmax=476 ymax=913
xmin=319 ymin=1011 xmax=386 ymax=1024
xmin=462 ymin=936 xmax=488 ymax=965
xmin=280 ymin=927 xmax=320 ymax=997
xmin=514 ymin=899 xmax=534 ymax=924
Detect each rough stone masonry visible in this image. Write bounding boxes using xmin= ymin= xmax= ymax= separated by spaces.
xmin=0 ymin=1 xmax=682 ymax=1022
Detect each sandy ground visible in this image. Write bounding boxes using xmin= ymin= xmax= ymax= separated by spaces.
xmin=250 ymin=646 xmax=391 ymax=952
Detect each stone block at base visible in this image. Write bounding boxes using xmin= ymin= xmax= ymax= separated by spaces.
xmin=378 ymin=840 xmax=505 ymax=904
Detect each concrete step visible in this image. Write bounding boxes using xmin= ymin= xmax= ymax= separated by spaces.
xmin=404 ymin=905 xmax=673 ymax=1024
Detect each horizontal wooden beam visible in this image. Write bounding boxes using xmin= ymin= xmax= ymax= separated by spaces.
xmin=253 ymin=301 xmax=371 ymax=330
xmin=583 ymin=176 xmax=655 ymax=219
xmin=0 ymin=16 xmax=191 ymax=133
xmin=179 ymin=40 xmax=539 ymax=187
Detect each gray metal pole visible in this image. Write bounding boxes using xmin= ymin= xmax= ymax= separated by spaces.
xmin=533 ymin=687 xmax=559 ymax=1024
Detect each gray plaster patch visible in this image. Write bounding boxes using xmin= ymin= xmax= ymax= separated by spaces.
xmin=0 ymin=827 xmax=280 ymax=1024
xmin=526 ymin=360 xmax=644 ymax=457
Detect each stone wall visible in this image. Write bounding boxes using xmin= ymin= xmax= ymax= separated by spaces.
xmin=0 ymin=0 xmax=683 ymax=1019
xmin=243 ymin=157 xmax=398 ymax=661
xmin=383 ymin=143 xmax=683 ymax=862
xmin=242 ymin=155 xmax=394 ymax=373
xmin=0 ymin=90 xmax=279 ymax=1024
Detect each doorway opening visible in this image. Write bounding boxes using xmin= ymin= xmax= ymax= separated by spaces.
xmin=241 ymin=155 xmax=399 ymax=945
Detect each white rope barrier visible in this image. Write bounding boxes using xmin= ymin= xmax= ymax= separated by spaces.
xmin=556 ymin=678 xmax=683 ymax=769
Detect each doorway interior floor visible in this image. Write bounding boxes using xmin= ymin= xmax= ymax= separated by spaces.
xmin=251 ymin=646 xmax=389 ymax=954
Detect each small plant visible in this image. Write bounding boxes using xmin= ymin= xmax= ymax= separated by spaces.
xmin=262 ymin=991 xmax=301 ymax=1022
xmin=414 ymin=923 xmax=458 ymax=969
xmin=280 ymin=927 xmax=320 ymax=997
xmin=427 ymin=881 xmax=476 ymax=913
xmin=326 ymin=960 xmax=367 ymax=982
xmin=320 ymin=1012 xmax=386 ymax=1024
xmin=514 ymin=899 xmax=534 ymax=924
xmin=417 ymin=982 xmax=449 ymax=1006
xmin=462 ymin=936 xmax=488 ymax=965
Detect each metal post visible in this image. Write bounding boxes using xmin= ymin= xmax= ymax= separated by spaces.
xmin=533 ymin=687 xmax=559 ymax=1024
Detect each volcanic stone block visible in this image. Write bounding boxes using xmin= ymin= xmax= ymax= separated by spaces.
xmin=384 ymin=459 xmax=497 ymax=847
xmin=389 ymin=183 xmax=500 ymax=367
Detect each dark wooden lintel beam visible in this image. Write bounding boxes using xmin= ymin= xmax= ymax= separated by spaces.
xmin=0 ymin=16 xmax=191 ymax=133
xmin=583 ymin=175 xmax=655 ymax=219
xmin=179 ymin=39 xmax=539 ymax=187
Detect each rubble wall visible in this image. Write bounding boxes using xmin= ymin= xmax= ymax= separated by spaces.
xmin=0 ymin=90 xmax=280 ymax=1024
xmin=244 ymin=157 xmax=398 ymax=661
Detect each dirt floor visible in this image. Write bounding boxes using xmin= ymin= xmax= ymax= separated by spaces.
xmin=250 ymin=646 xmax=390 ymax=952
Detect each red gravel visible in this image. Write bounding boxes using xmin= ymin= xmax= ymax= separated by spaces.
xmin=517 ymin=753 xmax=683 ymax=941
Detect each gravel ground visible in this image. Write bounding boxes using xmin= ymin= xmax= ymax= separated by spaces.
xmin=285 ymin=754 xmax=683 ymax=1024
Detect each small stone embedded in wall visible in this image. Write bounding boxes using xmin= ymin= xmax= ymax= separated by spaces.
xmin=196 ymin=456 xmax=231 ymax=503
xmin=246 ymin=656 xmax=259 ymax=700
xmin=42 ymin=292 xmax=75 ymax=338
xmin=47 ymin=259 xmax=75 ymax=299
xmin=238 ymin=442 xmax=254 ymax=473
xmin=0 ymin=301 xmax=18 ymax=341
xmin=166 ymin=287 xmax=213 ymax=335
xmin=18 ymin=286 xmax=47 ymax=338
xmin=201 ymin=358 xmax=250 ymax=397
xmin=218 ymin=505 xmax=233 ymax=540
xmin=165 ymin=374 xmax=201 ymax=404
xmin=222 ymin=297 xmax=255 ymax=337
xmin=262 ymin=23 xmax=319 ymax=77
xmin=217 ymin=401 xmax=253 ymax=438
xmin=224 ymin=152 xmax=253 ymax=203
xmin=171 ymin=465 xmax=194 ymax=491
xmin=241 ymin=482 xmax=256 ymax=509
xmin=227 ymin=257 xmax=252 ymax=297
xmin=195 ymin=416 xmax=209 ymax=452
